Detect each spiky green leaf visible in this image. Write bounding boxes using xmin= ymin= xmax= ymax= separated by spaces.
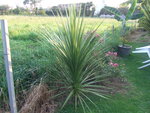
xmin=126 ymin=0 xmax=137 ymax=20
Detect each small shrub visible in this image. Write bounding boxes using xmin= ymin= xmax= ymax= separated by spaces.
xmin=105 ymin=51 xmax=120 ymax=74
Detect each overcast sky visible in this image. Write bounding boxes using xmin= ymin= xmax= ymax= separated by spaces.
xmin=0 ymin=0 xmax=127 ymax=12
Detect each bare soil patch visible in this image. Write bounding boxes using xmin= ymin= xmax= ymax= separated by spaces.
xmin=127 ymin=29 xmax=150 ymax=42
xmin=100 ymin=76 xmax=129 ymax=95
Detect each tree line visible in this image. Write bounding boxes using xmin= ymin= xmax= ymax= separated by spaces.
xmin=0 ymin=0 xmax=143 ymax=17
xmin=0 ymin=1 xmax=96 ymax=16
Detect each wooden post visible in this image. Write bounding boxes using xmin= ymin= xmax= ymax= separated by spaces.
xmin=0 ymin=20 xmax=17 ymax=113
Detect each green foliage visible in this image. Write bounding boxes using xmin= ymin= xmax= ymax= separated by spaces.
xmin=12 ymin=6 xmax=31 ymax=15
xmin=120 ymin=0 xmax=143 ymax=7
xmin=0 ymin=74 xmax=9 ymax=110
xmin=40 ymin=7 xmax=108 ymax=112
xmin=0 ymin=40 xmax=56 ymax=110
xmin=23 ymin=0 xmax=42 ymax=15
xmin=104 ymin=0 xmax=137 ymax=45
xmin=37 ymin=8 xmax=46 ymax=15
xmin=81 ymin=2 xmax=96 ymax=17
xmin=13 ymin=6 xmax=21 ymax=15
xmin=104 ymin=0 xmax=137 ymax=21
xmin=131 ymin=13 xmax=144 ymax=19
xmin=46 ymin=2 xmax=95 ymax=17
xmin=23 ymin=0 xmax=42 ymax=6
xmin=104 ymin=6 xmax=122 ymax=20
xmin=126 ymin=0 xmax=138 ymax=20
xmin=139 ymin=0 xmax=150 ymax=32
xmin=0 ymin=5 xmax=9 ymax=15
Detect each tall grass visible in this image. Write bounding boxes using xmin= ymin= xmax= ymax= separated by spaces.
xmin=0 ymin=40 xmax=56 ymax=111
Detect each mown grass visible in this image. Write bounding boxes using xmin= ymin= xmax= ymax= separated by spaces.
xmin=0 ymin=16 xmax=147 ymax=113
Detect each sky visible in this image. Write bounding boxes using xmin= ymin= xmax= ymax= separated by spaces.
xmin=0 ymin=0 xmax=127 ymax=12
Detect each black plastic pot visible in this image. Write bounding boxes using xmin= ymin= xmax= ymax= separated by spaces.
xmin=118 ymin=45 xmax=132 ymax=57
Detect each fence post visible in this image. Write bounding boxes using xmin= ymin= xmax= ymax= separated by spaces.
xmin=0 ymin=20 xmax=17 ymax=113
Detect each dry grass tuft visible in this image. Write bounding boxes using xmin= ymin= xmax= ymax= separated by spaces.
xmin=19 ymin=84 xmax=57 ymax=113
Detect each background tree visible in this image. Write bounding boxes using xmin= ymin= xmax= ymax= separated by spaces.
xmin=23 ymin=0 xmax=42 ymax=14
xmin=13 ymin=6 xmax=21 ymax=15
xmin=82 ymin=2 xmax=95 ymax=17
xmin=37 ymin=7 xmax=46 ymax=15
xmin=46 ymin=2 xmax=95 ymax=17
xmin=46 ymin=6 xmax=59 ymax=16
xmin=98 ymin=8 xmax=113 ymax=16
xmin=12 ymin=6 xmax=30 ymax=15
xmin=120 ymin=0 xmax=143 ymax=7
xmin=0 ymin=5 xmax=9 ymax=15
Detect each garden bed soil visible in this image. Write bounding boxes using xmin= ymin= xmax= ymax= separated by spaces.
xmin=100 ymin=76 xmax=129 ymax=95
xmin=127 ymin=29 xmax=150 ymax=42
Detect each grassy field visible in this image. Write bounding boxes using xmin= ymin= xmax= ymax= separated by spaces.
xmin=0 ymin=16 xmax=149 ymax=113
xmin=0 ymin=16 xmax=136 ymax=40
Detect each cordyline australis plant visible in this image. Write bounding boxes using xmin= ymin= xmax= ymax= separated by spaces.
xmin=40 ymin=6 xmax=108 ymax=112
